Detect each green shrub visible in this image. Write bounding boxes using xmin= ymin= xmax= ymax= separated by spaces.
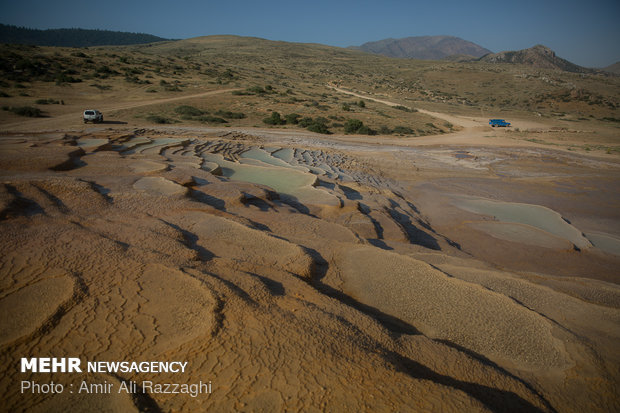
xmin=263 ymin=111 xmax=285 ymax=125
xmin=90 ymin=84 xmax=112 ymax=90
xmin=357 ymin=100 xmax=366 ymax=108
xmin=285 ymin=113 xmax=301 ymax=125
xmin=344 ymin=119 xmax=364 ymax=133
xmin=344 ymin=119 xmax=375 ymax=135
xmin=298 ymin=117 xmax=314 ymax=127
xmin=307 ymin=122 xmax=330 ymax=134
xmin=342 ymin=103 xmax=351 ymax=111
xmin=393 ymin=126 xmax=414 ymax=135
xmin=96 ymin=66 xmax=119 ymax=76
xmin=248 ymin=86 xmax=267 ymax=95
xmin=35 ymin=98 xmax=60 ymax=105
xmin=8 ymin=106 xmax=44 ymax=117
xmin=215 ymin=110 xmax=246 ymax=119
xmin=55 ymin=73 xmax=81 ymax=85
xmin=393 ymin=105 xmax=414 ymax=112
xmin=198 ymin=116 xmax=227 ymax=124
xmin=146 ymin=115 xmax=174 ymax=124
xmin=357 ymin=125 xmax=376 ymax=135
xmin=303 ymin=117 xmax=330 ymax=134
xmin=379 ymin=125 xmax=393 ymax=135
xmin=175 ymin=105 xmax=204 ymax=117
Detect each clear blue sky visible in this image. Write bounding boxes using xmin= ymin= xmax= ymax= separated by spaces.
xmin=1 ymin=0 xmax=619 ymax=67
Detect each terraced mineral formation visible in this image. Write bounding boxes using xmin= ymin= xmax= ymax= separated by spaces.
xmin=0 ymin=130 xmax=618 ymax=413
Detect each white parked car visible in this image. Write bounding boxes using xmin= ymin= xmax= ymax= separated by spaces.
xmin=83 ymin=109 xmax=103 ymax=123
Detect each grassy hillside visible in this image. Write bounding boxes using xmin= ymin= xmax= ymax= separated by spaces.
xmin=0 ymin=35 xmax=618 ymax=141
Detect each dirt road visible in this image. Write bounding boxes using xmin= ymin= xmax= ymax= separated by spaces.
xmin=0 ymin=88 xmax=241 ymax=131
xmin=327 ymin=85 xmax=482 ymax=128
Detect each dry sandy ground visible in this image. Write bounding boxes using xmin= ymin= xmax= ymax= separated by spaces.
xmin=0 ymin=110 xmax=619 ymax=412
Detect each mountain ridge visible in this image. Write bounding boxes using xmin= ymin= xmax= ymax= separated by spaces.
xmin=353 ymin=35 xmax=493 ymax=60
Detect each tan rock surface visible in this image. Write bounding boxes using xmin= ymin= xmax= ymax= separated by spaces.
xmin=0 ymin=130 xmax=617 ymax=413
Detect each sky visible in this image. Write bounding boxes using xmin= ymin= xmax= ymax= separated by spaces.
xmin=1 ymin=0 xmax=619 ymax=68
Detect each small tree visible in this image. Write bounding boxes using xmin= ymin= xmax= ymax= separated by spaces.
xmin=344 ymin=118 xmax=375 ymax=135
xmin=285 ymin=113 xmax=301 ymax=125
xmin=263 ymin=111 xmax=284 ymax=125
xmin=344 ymin=119 xmax=364 ymax=133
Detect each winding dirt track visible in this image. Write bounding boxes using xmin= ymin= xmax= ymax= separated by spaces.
xmin=327 ymin=85 xmax=481 ymax=128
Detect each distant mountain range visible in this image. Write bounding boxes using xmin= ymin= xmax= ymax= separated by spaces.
xmin=0 ymin=24 xmax=169 ymax=47
xmin=353 ymin=36 xmax=609 ymax=73
xmin=352 ymin=36 xmax=492 ymax=60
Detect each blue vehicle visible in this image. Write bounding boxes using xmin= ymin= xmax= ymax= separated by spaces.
xmin=489 ymin=119 xmax=511 ymax=127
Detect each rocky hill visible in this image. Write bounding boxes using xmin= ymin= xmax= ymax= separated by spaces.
xmin=603 ymin=62 xmax=620 ymax=74
xmin=478 ymin=44 xmax=591 ymax=73
xmin=354 ymin=35 xmax=492 ymax=60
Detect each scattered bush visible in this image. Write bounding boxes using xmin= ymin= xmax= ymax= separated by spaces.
xmin=146 ymin=115 xmax=174 ymax=124
xmin=125 ymin=75 xmax=150 ymax=85
xmin=95 ymin=66 xmax=119 ymax=76
xmin=90 ymin=83 xmax=112 ymax=90
xmin=393 ymin=105 xmax=415 ymax=112
xmin=263 ymin=111 xmax=285 ymax=125
xmin=379 ymin=125 xmax=393 ymax=135
xmin=6 ymin=106 xmax=44 ymax=117
xmin=344 ymin=119 xmax=363 ymax=133
xmin=175 ymin=105 xmax=204 ymax=117
xmin=301 ymin=117 xmax=330 ymax=134
xmin=307 ymin=122 xmax=329 ymax=134
xmin=344 ymin=119 xmax=375 ymax=135
xmin=0 ymin=91 xmax=11 ymax=97
xmin=124 ymin=67 xmax=143 ymax=75
xmin=285 ymin=113 xmax=301 ymax=125
xmin=393 ymin=126 xmax=414 ymax=135
xmin=55 ymin=73 xmax=81 ymax=85
xmin=298 ymin=117 xmax=314 ymax=127
xmin=357 ymin=100 xmax=366 ymax=108
xmin=215 ymin=110 xmax=246 ymax=119
xmin=248 ymin=86 xmax=267 ymax=95
xmin=35 ymin=98 xmax=61 ymax=105
xmin=198 ymin=116 xmax=227 ymax=124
